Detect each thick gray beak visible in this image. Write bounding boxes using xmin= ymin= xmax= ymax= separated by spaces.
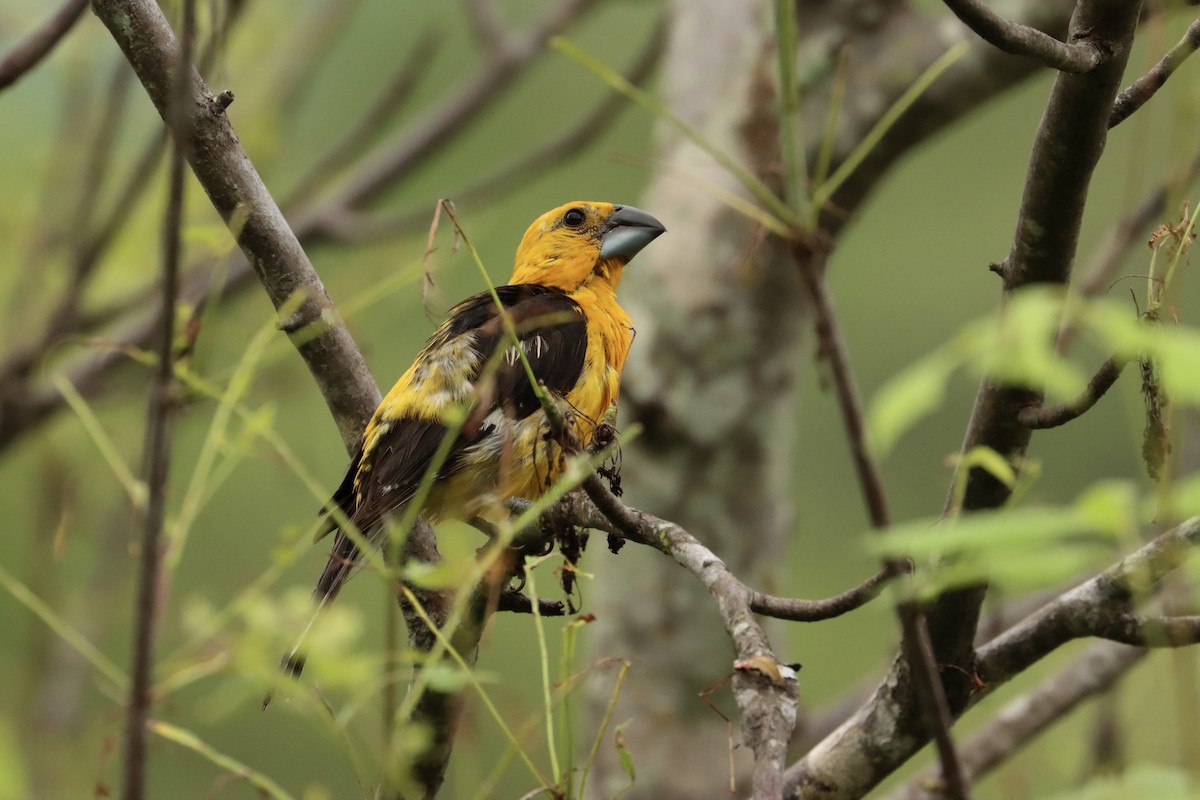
xmin=598 ymin=205 xmax=665 ymax=262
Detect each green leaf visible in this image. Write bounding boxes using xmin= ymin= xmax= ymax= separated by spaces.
xmin=957 ymin=446 xmax=1018 ymax=489
xmin=982 ymin=288 xmax=1086 ymax=399
xmin=867 ymin=347 xmax=959 ymax=456
xmin=613 ymin=720 xmax=637 ymax=797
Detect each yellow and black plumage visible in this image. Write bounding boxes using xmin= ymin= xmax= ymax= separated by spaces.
xmin=292 ymin=202 xmax=663 ymax=674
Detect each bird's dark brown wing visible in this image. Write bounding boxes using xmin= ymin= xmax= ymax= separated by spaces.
xmin=435 ymin=284 xmax=588 ymax=419
xmin=309 ymin=285 xmax=588 ymax=609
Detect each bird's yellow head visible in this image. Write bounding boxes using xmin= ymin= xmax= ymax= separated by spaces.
xmin=508 ymin=201 xmax=665 ymax=291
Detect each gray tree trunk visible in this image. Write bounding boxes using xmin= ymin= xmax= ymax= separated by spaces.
xmin=586 ymin=2 xmax=807 ymax=796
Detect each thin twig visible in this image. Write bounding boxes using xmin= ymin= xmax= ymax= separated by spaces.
xmin=0 ymin=0 xmax=89 ymax=91
xmin=790 ymin=236 xmax=969 ymax=799
xmin=121 ymin=3 xmax=194 ymax=797
xmin=749 ymin=565 xmax=896 ymax=621
xmin=941 ymin=0 xmax=1103 ymax=73
xmin=1109 ymin=16 xmax=1200 ymax=129
xmin=1018 ymin=356 xmax=1129 ymax=428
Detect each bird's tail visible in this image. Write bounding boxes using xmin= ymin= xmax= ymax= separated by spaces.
xmin=262 ymin=534 xmax=359 ymax=709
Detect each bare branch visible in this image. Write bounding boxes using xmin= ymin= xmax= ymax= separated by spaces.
xmin=749 ymin=565 xmax=895 ymax=622
xmin=1085 ymin=613 xmax=1200 ymax=646
xmin=791 ymin=239 xmax=890 ymax=530
xmin=941 ymin=0 xmax=1103 ymax=73
xmin=883 ymin=642 xmax=1146 ymax=800
xmin=556 ymin=483 xmax=799 ymax=800
xmin=0 ymin=0 xmax=88 ymax=91
xmin=463 ymin=0 xmax=507 ymax=56
xmin=91 ymin=0 xmax=381 ymax=451
xmin=1110 ymin=16 xmax=1200 ymax=129
xmin=1018 ymin=356 xmax=1129 ymax=429
xmin=977 ymin=518 xmax=1200 ymax=684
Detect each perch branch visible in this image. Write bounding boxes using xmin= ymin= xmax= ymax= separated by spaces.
xmin=1109 ymin=16 xmax=1200 ymax=128
xmin=1017 ymin=356 xmax=1128 ymax=428
xmin=555 ymin=483 xmax=799 ymax=800
xmin=940 ymin=0 xmax=1103 ymax=73
xmin=0 ymin=0 xmax=88 ymax=91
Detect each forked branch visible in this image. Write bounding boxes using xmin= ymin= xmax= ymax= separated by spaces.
xmin=941 ymin=0 xmax=1103 ymax=73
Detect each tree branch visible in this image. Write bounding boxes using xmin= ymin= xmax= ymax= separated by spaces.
xmin=749 ymin=565 xmax=895 ymax=622
xmin=0 ymin=0 xmax=88 ymax=91
xmin=930 ymin=0 xmax=1144 ymax=690
xmin=786 ymin=516 xmax=1200 ymax=799
xmin=977 ymin=517 xmax=1200 ymax=681
xmin=941 ymin=0 xmax=1103 ymax=73
xmin=91 ymin=0 xmax=381 ymax=451
xmin=1017 ymin=356 xmax=1128 ymax=428
xmin=882 ymin=641 xmax=1146 ymax=800
xmin=1109 ymin=16 xmax=1200 ymax=129
xmin=555 ymin=482 xmax=799 ymax=800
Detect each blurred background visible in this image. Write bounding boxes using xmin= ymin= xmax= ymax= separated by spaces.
xmin=1 ymin=0 xmax=1198 ymax=798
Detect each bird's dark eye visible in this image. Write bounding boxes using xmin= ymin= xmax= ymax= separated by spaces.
xmin=563 ymin=208 xmax=586 ymax=228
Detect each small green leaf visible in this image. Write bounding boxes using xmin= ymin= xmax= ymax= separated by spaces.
xmin=613 ymin=720 xmax=637 ymax=797
xmin=957 ymin=446 xmax=1018 ymax=489
xmin=982 ymin=289 xmax=1086 ymax=399
xmin=867 ymin=347 xmax=959 ymax=456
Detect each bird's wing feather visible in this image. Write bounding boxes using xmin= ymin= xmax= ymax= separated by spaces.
xmin=312 ymin=285 xmax=587 ymax=603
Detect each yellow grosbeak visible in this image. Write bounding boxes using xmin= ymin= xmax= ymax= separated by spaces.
xmin=292 ymin=202 xmax=663 ymax=672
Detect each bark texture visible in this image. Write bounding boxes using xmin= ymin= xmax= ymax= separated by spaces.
xmin=585 ymin=2 xmax=805 ymax=796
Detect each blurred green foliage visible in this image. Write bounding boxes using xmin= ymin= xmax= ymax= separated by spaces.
xmin=1 ymin=1 xmax=1200 ymax=798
